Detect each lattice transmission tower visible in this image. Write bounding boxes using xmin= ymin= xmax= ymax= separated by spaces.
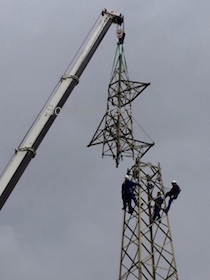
xmin=88 ymin=30 xmax=179 ymax=279
xmin=118 ymin=158 xmax=179 ymax=279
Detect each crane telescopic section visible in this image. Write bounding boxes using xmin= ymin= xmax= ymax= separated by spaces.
xmin=0 ymin=9 xmax=123 ymax=210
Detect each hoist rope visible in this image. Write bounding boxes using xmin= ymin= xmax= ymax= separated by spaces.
xmin=110 ymin=46 xmax=119 ymax=80
xmin=132 ymin=115 xmax=154 ymax=144
xmin=63 ymin=13 xmax=101 ymax=75
xmin=122 ymin=46 xmax=129 ymax=79
xmin=110 ymin=44 xmax=129 ymax=81
xmin=19 ymin=14 xmax=102 ymax=145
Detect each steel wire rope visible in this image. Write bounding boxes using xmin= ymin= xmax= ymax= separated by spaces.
xmin=109 ymin=46 xmax=119 ymax=80
xmin=110 ymin=44 xmax=129 ymax=81
xmin=19 ymin=13 xmax=102 ymax=146
xmin=132 ymin=115 xmax=154 ymax=144
xmin=122 ymin=46 xmax=130 ymax=81
xmin=63 ymin=13 xmax=101 ymax=74
xmin=110 ymin=21 xmax=124 ymax=80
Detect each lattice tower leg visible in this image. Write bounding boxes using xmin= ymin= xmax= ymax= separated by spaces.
xmin=118 ymin=159 xmax=179 ymax=280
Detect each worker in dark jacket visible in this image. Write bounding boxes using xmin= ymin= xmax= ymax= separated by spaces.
xmin=152 ymin=191 xmax=164 ymax=223
xmin=165 ymin=180 xmax=181 ymax=213
xmin=122 ymin=175 xmax=139 ymax=214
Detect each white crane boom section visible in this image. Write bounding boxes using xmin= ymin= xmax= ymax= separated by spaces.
xmin=0 ymin=9 xmax=123 ymax=210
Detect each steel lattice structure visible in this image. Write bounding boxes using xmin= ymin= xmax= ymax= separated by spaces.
xmin=119 ymin=159 xmax=179 ymax=280
xmin=87 ymin=43 xmax=154 ymax=167
xmin=88 ymin=36 xmax=179 ymax=279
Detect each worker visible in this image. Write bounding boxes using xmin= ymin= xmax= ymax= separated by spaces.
xmin=151 ymin=191 xmax=164 ymax=223
xmin=122 ymin=174 xmax=139 ymax=214
xmin=165 ymin=180 xmax=181 ymax=213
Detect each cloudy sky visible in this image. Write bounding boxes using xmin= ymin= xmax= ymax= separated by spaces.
xmin=0 ymin=1 xmax=210 ymax=279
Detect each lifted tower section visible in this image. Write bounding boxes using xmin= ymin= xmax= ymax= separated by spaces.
xmin=88 ymin=43 xmax=154 ymax=167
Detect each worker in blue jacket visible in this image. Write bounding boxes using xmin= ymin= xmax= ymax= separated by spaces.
xmin=165 ymin=180 xmax=181 ymax=213
xmin=122 ymin=175 xmax=139 ymax=214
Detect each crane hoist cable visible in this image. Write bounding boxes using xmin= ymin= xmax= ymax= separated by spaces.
xmin=22 ymin=13 xmax=103 ymax=139
xmin=63 ymin=13 xmax=101 ymax=75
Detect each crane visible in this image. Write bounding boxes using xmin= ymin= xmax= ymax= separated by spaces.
xmin=0 ymin=9 xmax=123 ymax=210
xmin=0 ymin=9 xmax=179 ymax=279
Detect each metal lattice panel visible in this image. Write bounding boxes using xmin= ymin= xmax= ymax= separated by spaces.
xmin=119 ymin=159 xmax=179 ymax=280
xmin=88 ymin=44 xmax=154 ymax=167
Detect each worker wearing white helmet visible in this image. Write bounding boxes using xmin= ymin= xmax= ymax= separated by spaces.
xmin=165 ymin=180 xmax=181 ymax=213
xmin=125 ymin=174 xmax=130 ymax=180
xmin=122 ymin=174 xmax=139 ymax=214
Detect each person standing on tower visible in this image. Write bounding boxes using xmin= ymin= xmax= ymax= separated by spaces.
xmin=151 ymin=191 xmax=164 ymax=223
xmin=165 ymin=180 xmax=181 ymax=213
xmin=122 ymin=175 xmax=139 ymax=214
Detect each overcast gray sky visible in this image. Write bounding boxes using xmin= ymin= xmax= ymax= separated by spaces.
xmin=0 ymin=1 xmax=210 ymax=279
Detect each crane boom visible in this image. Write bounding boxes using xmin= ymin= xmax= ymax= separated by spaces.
xmin=0 ymin=9 xmax=123 ymax=210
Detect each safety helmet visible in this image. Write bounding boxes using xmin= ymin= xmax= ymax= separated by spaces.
xmin=171 ymin=180 xmax=177 ymax=184
xmin=125 ymin=175 xmax=129 ymax=180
